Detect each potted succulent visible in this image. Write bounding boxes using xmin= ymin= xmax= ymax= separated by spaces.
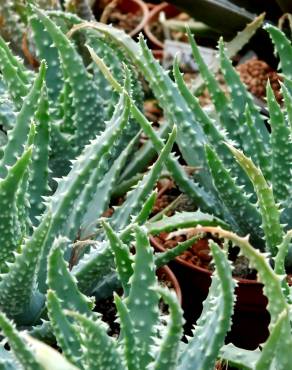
xmin=1 ymin=220 xmax=292 ymax=368
xmin=0 ymin=225 xmax=238 ymax=369
xmin=150 ymin=231 xmax=270 ymax=349
xmin=78 ymin=19 xmax=292 ymax=349
xmin=1 ymin=2 xmax=292 ymax=365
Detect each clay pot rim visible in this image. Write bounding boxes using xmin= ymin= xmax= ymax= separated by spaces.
xmin=150 ymin=235 xmax=263 ymax=287
xmin=152 ymin=49 xmax=164 ymax=60
xmin=117 ymin=0 xmax=149 ymax=37
xmin=158 ymin=265 xmax=182 ymax=305
xmin=144 ymin=2 xmax=180 ymax=49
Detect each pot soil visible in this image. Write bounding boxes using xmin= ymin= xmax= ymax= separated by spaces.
xmin=94 ymin=0 xmax=148 ymax=37
xmin=150 ymin=234 xmax=270 ymax=350
xmin=236 ymin=58 xmax=282 ymax=103
xmin=198 ymin=58 xmax=282 ymax=108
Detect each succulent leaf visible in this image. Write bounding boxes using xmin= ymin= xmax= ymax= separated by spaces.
xmin=0 ymin=312 xmax=43 ymax=370
xmin=0 ymin=36 xmax=31 ymax=85
xmin=0 ymin=211 xmax=51 ymax=322
xmin=65 ymin=92 xmax=130 ymax=241
xmin=155 ymin=234 xmax=203 ymax=268
xmin=114 ymin=294 xmax=138 ymax=370
xmin=265 ymin=24 xmax=292 ymax=82
xmin=266 ymin=82 xmax=292 ymax=202
xmin=227 ymin=143 xmax=284 ymax=256
xmin=281 ymin=82 xmax=292 ymax=133
xmin=28 ymin=85 xmax=51 ymax=224
xmin=32 ymin=5 xmax=105 ymax=152
xmin=48 ymin=238 xmax=94 ymax=314
xmin=220 ymin=344 xmax=259 ymax=370
xmin=152 ymin=287 xmax=184 ymax=370
xmin=37 ymin=92 xmax=130 ymax=292
xmin=0 ymin=147 xmax=32 ymax=271
xmin=68 ymin=311 xmax=125 ymax=370
xmin=47 ymin=289 xmax=83 ymax=367
xmin=125 ymin=225 xmax=159 ymax=369
xmin=103 ymin=222 xmax=133 ymax=296
xmin=80 ymin=131 xmax=139 ymax=239
xmin=0 ymin=78 xmax=16 ymax=131
xmin=29 ymin=15 xmax=63 ymax=101
xmin=0 ymin=61 xmax=46 ymax=179
xmin=146 ymin=210 xmax=228 ymax=235
xmin=255 ymin=311 xmax=289 ymax=370
xmin=218 ymin=38 xmax=270 ymax=150
xmin=23 ymin=334 xmax=79 ymax=370
xmin=244 ymin=106 xmax=271 ymax=181
xmin=0 ymin=44 xmax=29 ymax=108
xmin=187 ymin=29 xmax=239 ymax=143
xmin=206 ymin=144 xmax=263 ymax=247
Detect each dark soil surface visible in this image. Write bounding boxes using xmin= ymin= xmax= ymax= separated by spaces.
xmin=236 ymin=58 xmax=282 ymax=103
xmin=153 ymin=232 xmax=257 ymax=280
xmin=94 ymin=291 xmax=122 ymax=338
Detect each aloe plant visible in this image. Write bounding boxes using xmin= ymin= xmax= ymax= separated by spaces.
xmin=0 ymin=4 xmax=150 ymax=319
xmin=0 ymin=224 xmax=237 ymax=370
xmin=1 ymin=224 xmax=292 ymax=369
xmin=80 ymin=21 xmax=292 ymax=266
xmin=1 ymin=6 xmax=233 ymax=337
xmin=0 ymin=5 xmax=291 ymax=369
xmin=195 ymin=226 xmax=292 ymax=370
xmin=0 ymin=0 xmax=61 ymax=55
xmin=0 ymin=5 xmax=144 ymax=164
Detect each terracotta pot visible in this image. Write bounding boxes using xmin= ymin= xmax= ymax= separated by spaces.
xmin=144 ymin=2 xmax=180 ymax=49
xmin=150 ymin=236 xmax=270 ymax=350
xmin=118 ymin=0 xmax=149 ymax=37
xmin=152 ymin=49 xmax=163 ymax=60
xmin=157 ymin=265 xmax=182 ymax=305
xmin=94 ymin=0 xmax=149 ymax=38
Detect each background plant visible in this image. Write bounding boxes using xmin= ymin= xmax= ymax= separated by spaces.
xmin=79 ymin=20 xmax=292 ymax=266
